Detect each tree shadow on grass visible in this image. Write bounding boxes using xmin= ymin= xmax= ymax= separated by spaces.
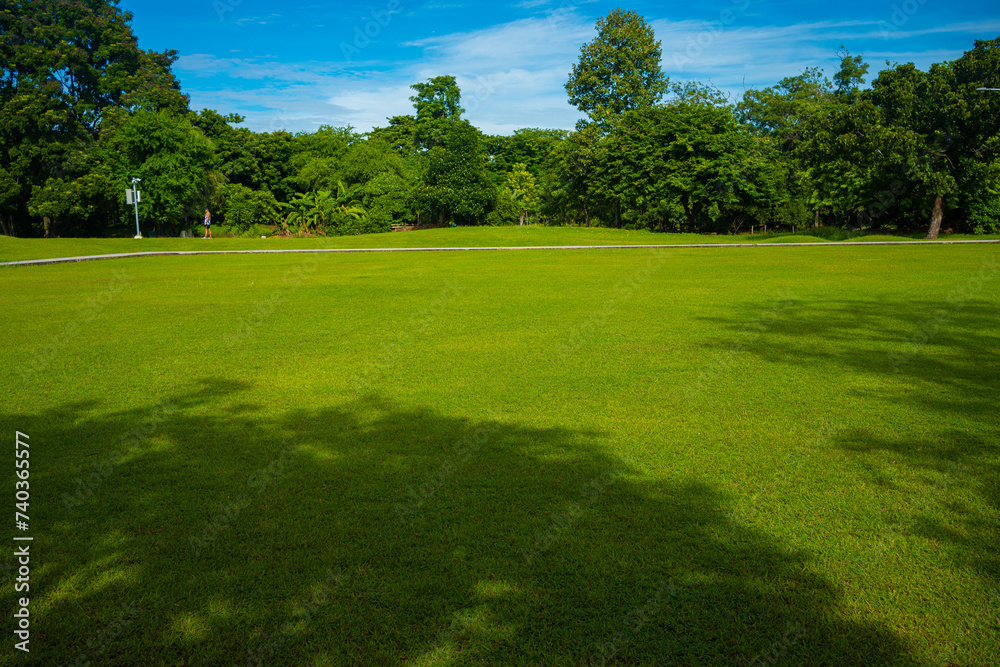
xmin=693 ymin=295 xmax=1000 ymax=599
xmin=3 ymin=380 xmax=934 ymax=666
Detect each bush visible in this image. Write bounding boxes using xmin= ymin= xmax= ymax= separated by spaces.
xmin=484 ymin=187 xmax=519 ymax=226
xmin=220 ymin=184 xmax=280 ymax=232
xmin=237 ymin=223 xmax=274 ymax=238
xmin=325 ymin=209 xmax=391 ymax=236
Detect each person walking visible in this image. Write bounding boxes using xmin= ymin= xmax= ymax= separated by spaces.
xmin=203 ymin=208 xmax=212 ymax=238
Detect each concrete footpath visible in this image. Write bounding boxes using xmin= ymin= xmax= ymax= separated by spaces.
xmin=3 ymin=239 xmax=999 ymax=267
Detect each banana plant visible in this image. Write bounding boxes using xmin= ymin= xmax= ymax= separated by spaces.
xmin=281 ymin=189 xmax=335 ymax=235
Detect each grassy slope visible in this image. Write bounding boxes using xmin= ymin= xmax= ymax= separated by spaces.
xmin=1 ymin=243 xmax=998 ymax=665
xmin=3 ymin=226 xmax=998 ymax=263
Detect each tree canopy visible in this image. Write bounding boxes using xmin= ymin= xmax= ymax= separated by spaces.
xmin=565 ymin=9 xmax=669 ymax=131
xmin=0 ymin=1 xmax=997 ymax=239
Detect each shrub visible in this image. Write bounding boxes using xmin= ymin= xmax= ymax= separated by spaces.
xmin=220 ymin=184 xmax=280 ymax=232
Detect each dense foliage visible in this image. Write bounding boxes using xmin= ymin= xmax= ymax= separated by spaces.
xmin=1 ymin=2 xmax=998 ymax=237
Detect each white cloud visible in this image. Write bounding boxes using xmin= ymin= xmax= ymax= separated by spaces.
xmin=653 ymin=17 xmax=991 ymax=101
xmin=176 ymin=13 xmax=594 ymax=134
xmin=174 ymin=13 xmax=988 ymax=134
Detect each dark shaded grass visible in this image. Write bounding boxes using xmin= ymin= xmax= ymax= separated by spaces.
xmin=5 ymin=392 xmax=922 ymax=666
xmin=1 ymin=244 xmax=998 ymax=665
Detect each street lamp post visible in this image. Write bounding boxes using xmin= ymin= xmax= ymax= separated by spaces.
xmin=130 ymin=177 xmax=141 ymax=238
xmin=975 ymin=87 xmax=1000 ymax=91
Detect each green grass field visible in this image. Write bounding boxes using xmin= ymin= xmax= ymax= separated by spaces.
xmin=3 ymin=226 xmax=999 ymax=264
xmin=2 ymin=230 xmax=998 ymax=665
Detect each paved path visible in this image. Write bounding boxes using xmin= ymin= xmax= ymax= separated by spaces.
xmin=3 ymin=239 xmax=998 ymax=267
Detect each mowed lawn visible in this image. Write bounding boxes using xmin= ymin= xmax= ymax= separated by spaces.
xmin=4 ymin=226 xmax=999 ymax=264
xmin=1 ymin=239 xmax=998 ymax=665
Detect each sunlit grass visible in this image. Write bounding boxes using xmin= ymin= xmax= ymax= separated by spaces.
xmin=1 ymin=241 xmax=997 ymax=665
xmin=3 ymin=225 xmax=997 ymax=264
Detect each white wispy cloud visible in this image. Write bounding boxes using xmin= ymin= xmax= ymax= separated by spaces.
xmin=173 ymin=13 xmax=989 ymax=134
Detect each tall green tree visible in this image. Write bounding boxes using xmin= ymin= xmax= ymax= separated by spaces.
xmin=0 ymin=0 xmax=188 ymax=236
xmin=288 ymin=125 xmax=356 ymax=193
xmin=409 ymin=75 xmax=464 ymax=149
xmin=599 ymin=94 xmax=772 ymax=232
xmin=413 ymin=120 xmax=495 ymax=225
xmin=504 ymin=164 xmax=539 ymax=226
xmin=367 ymin=115 xmax=419 ymax=157
xmin=833 ymin=46 xmax=870 ymax=102
xmin=106 ymin=109 xmax=218 ymax=233
xmin=565 ymin=9 xmax=668 ymax=131
xmin=866 ymin=38 xmax=1000 ymax=237
xmin=483 ymin=128 xmax=567 ymax=180
xmin=545 ymin=125 xmax=606 ymax=226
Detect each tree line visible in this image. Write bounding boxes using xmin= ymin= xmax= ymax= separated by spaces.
xmin=2 ymin=2 xmax=998 ymax=238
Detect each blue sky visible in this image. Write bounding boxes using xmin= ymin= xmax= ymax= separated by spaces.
xmin=118 ymin=0 xmax=1000 ymax=135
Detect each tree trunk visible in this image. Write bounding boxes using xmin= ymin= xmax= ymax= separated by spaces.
xmin=439 ymin=209 xmax=445 ymax=226
xmin=519 ymin=211 xmax=524 ymax=226
xmin=583 ymin=205 xmax=589 ymax=227
xmin=614 ymin=200 xmax=621 ymax=228
xmin=813 ymin=210 xmax=820 ymax=228
xmin=43 ymin=216 xmax=53 ymax=238
xmin=925 ymin=195 xmax=943 ymax=239
xmin=0 ymin=212 xmax=11 ymax=237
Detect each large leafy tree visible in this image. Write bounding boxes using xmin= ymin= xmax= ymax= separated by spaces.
xmin=337 ymin=138 xmax=414 ymax=229
xmin=738 ymin=68 xmax=836 ymax=154
xmin=0 ymin=0 xmax=188 ymax=236
xmin=409 ymin=75 xmax=464 ymax=149
xmin=565 ymin=9 xmax=668 ymax=131
xmin=367 ymin=115 xmax=419 ymax=157
xmin=483 ymin=128 xmax=567 ymax=181
xmin=413 ymin=120 xmax=495 ymax=225
xmin=600 ymin=93 xmax=772 ymax=232
xmin=833 ymin=46 xmax=871 ymax=102
xmin=504 ymin=163 xmax=539 ymax=226
xmin=545 ymin=125 xmax=606 ymax=226
xmin=189 ymin=109 xmax=296 ymax=202
xmin=287 ymin=125 xmax=356 ymax=193
xmin=105 ymin=109 xmax=218 ymax=233
xmin=799 ymin=99 xmax=919 ymax=228
xmin=865 ymin=38 xmax=1000 ymax=237
xmin=217 ymin=183 xmax=280 ymax=232
xmin=739 ymin=58 xmax=871 ymax=228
